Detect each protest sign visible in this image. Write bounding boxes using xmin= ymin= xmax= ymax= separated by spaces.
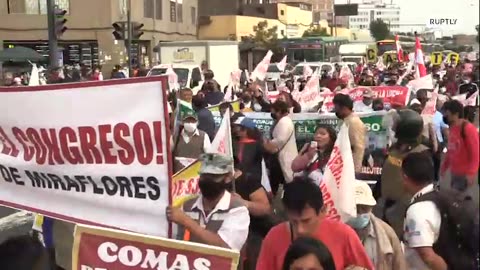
xmin=320 ymin=123 xmax=356 ymax=222
xmin=73 ymin=225 xmax=239 ymax=270
xmin=366 ymin=46 xmax=378 ymax=63
xmin=382 ymin=52 xmax=398 ymax=65
xmin=244 ymin=112 xmax=388 ymax=182
xmin=430 ymin=52 xmax=443 ymax=66
xmin=172 ymin=160 xmax=201 ymax=207
xmin=0 ymin=77 xmax=172 ymax=236
xmin=447 ymin=52 xmax=460 ymax=65
xmin=321 ymin=86 xmax=410 ymax=112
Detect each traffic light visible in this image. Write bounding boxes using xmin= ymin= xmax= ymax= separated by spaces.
xmin=112 ymin=22 xmax=126 ymax=40
xmin=132 ymin=22 xmax=144 ymax=40
xmin=54 ymin=8 xmax=67 ymax=38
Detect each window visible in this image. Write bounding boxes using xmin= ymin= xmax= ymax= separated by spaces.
xmin=280 ymin=10 xmax=284 ymax=15
xmin=155 ymin=0 xmax=162 ymax=20
xmin=8 ymin=0 xmax=69 ymax=14
xmin=144 ymin=0 xmax=153 ymax=18
xmin=177 ymin=3 xmax=183 ymax=23
xmin=191 ymin=6 xmax=196 ymax=25
xmin=170 ymin=0 xmax=176 ymax=22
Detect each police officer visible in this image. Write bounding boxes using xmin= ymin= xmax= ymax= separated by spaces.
xmin=379 ymin=109 xmax=431 ymax=238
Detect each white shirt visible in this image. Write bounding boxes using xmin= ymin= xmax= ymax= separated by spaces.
xmin=190 ymin=191 xmax=250 ymax=251
xmin=180 ymin=128 xmax=211 ymax=153
xmin=272 ymin=115 xmax=298 ymax=183
xmin=353 ymin=100 xmax=373 ymax=113
xmin=403 ymin=184 xmax=441 ymax=270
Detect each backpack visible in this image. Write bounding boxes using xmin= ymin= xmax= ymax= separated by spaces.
xmin=409 ymin=189 xmax=479 ymax=270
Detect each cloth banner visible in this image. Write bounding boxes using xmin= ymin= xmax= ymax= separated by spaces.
xmin=321 ymin=86 xmax=410 ymax=112
xmin=0 ymin=78 xmax=172 ymax=236
xmin=319 ymin=123 xmax=356 ymax=222
xmin=73 ymin=224 xmax=239 ymax=270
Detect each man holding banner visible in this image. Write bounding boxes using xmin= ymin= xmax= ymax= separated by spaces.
xmin=168 ymin=153 xmax=250 ymax=252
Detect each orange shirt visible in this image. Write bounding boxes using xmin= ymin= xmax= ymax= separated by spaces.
xmin=256 ymin=219 xmax=374 ymax=270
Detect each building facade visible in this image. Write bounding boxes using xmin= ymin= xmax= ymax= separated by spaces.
xmin=198 ymin=2 xmax=313 ymax=40
xmin=346 ymin=2 xmax=400 ymax=32
xmin=0 ymin=0 xmax=198 ymax=74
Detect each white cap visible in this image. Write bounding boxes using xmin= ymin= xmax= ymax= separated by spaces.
xmin=410 ymin=98 xmax=421 ymax=105
xmin=354 ymin=180 xmax=376 ymax=206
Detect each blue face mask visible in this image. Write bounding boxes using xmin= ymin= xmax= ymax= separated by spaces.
xmin=347 ymin=213 xmax=371 ymax=229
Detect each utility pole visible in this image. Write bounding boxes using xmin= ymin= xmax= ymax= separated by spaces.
xmin=46 ymin=0 xmax=59 ymax=69
xmin=126 ymin=0 xmax=133 ymax=77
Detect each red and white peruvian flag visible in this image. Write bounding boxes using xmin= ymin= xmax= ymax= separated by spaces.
xmin=415 ymin=36 xmax=427 ymax=78
xmin=250 ymin=50 xmax=273 ymax=81
xmin=277 ymin=55 xmax=287 ymax=72
xmin=395 ymin=35 xmax=404 ymax=62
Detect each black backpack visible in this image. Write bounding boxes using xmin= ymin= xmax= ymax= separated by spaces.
xmin=409 ymin=189 xmax=479 ymax=270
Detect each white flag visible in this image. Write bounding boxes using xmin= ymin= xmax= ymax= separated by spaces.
xmin=277 ymin=55 xmax=287 ymax=72
xmin=303 ymin=65 xmax=313 ymax=79
xmin=293 ymin=69 xmax=322 ymax=111
xmin=166 ymin=66 xmax=179 ymax=90
xmin=318 ymin=123 xmax=357 ymax=222
xmin=251 ymin=50 xmax=273 ymax=81
xmin=208 ymin=108 xmax=233 ymax=159
xmin=28 ymin=64 xmax=40 ymax=86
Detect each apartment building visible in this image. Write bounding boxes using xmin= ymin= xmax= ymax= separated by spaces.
xmin=0 ymin=0 xmax=198 ymax=73
xmin=347 ymin=2 xmax=400 ymax=32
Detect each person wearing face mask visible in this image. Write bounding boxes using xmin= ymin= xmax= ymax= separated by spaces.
xmin=332 ymin=94 xmax=366 ymax=173
xmin=353 ymin=88 xmax=374 ymax=113
xmin=347 ymin=180 xmax=406 ymax=270
xmin=263 ymin=100 xmax=298 ymax=195
xmin=441 ymin=100 xmax=479 ymax=194
xmin=459 ymin=73 xmax=479 ymax=97
xmin=172 ymin=111 xmax=211 ymax=173
xmin=168 ymin=153 xmax=250 ymax=252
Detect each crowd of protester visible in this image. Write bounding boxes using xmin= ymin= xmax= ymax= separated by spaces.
xmin=0 ymin=56 xmax=479 ymax=270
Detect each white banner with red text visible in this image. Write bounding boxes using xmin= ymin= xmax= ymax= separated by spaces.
xmin=73 ymin=224 xmax=239 ymax=270
xmin=318 ymin=123 xmax=357 ymax=222
xmin=0 ymin=78 xmax=172 ymax=236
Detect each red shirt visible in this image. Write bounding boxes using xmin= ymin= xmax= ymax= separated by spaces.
xmin=443 ymin=121 xmax=480 ymax=176
xmin=256 ymin=219 xmax=374 ymax=270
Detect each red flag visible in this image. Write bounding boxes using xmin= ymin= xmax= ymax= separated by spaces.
xmin=395 ymin=35 xmax=404 ymax=62
xmin=415 ymin=36 xmax=427 ymax=78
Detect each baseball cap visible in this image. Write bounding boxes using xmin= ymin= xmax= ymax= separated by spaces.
xmin=182 ymin=110 xmax=197 ymax=121
xmin=199 ymin=153 xmax=233 ymax=175
xmin=354 ymin=180 xmax=376 ymax=206
xmin=233 ymin=117 xmax=256 ymax=129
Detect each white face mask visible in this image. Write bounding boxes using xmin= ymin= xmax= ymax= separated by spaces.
xmin=183 ymin=122 xmax=197 ymax=133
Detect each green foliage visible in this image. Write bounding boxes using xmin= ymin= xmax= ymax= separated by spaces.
xmin=303 ymin=25 xmax=330 ymax=37
xmin=369 ymin=19 xmax=391 ymax=41
xmin=249 ymin=20 xmax=279 ymax=50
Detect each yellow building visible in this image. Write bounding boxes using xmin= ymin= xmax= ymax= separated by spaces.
xmin=199 ymin=2 xmax=313 ymax=40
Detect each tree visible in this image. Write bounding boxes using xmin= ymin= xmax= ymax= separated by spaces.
xmin=369 ymin=19 xmax=391 ymax=41
xmin=303 ymin=25 xmax=330 ymax=37
xmin=248 ymin=20 xmax=279 ymax=51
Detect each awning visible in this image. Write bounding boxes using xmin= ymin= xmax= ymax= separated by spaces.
xmin=0 ymin=46 xmax=46 ymax=62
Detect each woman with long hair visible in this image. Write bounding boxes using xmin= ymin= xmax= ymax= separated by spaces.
xmin=282 ymin=237 xmax=336 ymax=270
xmin=291 ymin=125 xmax=337 ymax=179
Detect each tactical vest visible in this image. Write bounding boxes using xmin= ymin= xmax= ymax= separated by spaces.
xmin=177 ymin=194 xmax=245 ymax=245
xmin=173 ymin=131 xmax=205 ymax=173
xmin=381 ymin=144 xmax=428 ymax=201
